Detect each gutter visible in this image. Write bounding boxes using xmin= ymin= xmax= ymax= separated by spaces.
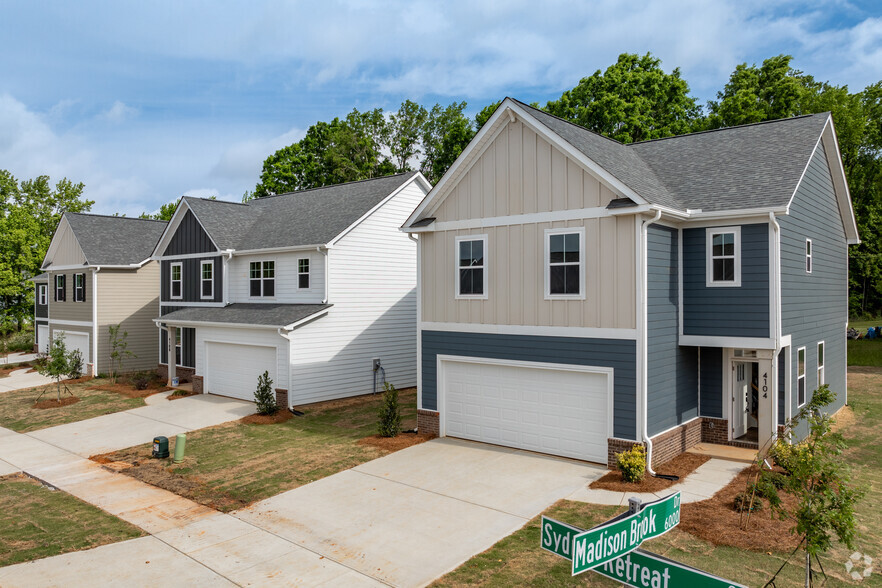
xmin=92 ymin=267 xmax=100 ymax=376
xmin=318 ymin=247 xmax=329 ymax=304
xmin=641 ymin=209 xmax=662 ymax=477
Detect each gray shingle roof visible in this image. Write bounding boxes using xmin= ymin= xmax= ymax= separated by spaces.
xmin=183 ymin=172 xmax=420 ymax=251
xmin=160 ymin=303 xmax=331 ymax=328
xmin=511 ymin=99 xmax=830 ymax=213
xmin=63 ymin=214 xmax=167 ymax=265
xmin=29 ymin=272 xmax=49 ymax=282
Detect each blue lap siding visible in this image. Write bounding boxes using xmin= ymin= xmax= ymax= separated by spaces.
xmin=699 ymin=347 xmax=723 ymax=418
xmin=420 ymin=330 xmax=638 ymax=440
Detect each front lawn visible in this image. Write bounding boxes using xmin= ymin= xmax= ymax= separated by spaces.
xmin=849 ymin=317 xmax=882 ymax=367
xmin=100 ymin=388 xmax=429 ymax=512
xmin=0 ymin=473 xmax=144 ymax=567
xmin=434 ymin=367 xmax=882 ymax=587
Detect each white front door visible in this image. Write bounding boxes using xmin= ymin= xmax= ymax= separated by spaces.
xmin=732 ymin=361 xmax=750 ymax=439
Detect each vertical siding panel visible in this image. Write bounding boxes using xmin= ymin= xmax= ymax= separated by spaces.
xmin=616 ymin=217 xmax=635 ymax=328
xmin=522 ymin=223 xmax=538 ymax=326
xmin=583 ymin=171 xmax=601 ymax=208
xmin=600 ymin=185 xmax=616 ymax=207
xmin=522 ymin=127 xmax=537 ymax=215
xmin=439 ymin=231 xmax=451 ymax=323
xmin=508 ymin=122 xmax=523 ymax=216
xmin=508 ymin=224 xmax=523 ymax=325
xmin=469 ymin=159 xmax=483 ymax=220
xmin=495 ymin=125 xmax=509 ymax=216
xmin=584 ymin=218 xmax=599 ymax=327
xmin=483 ymin=143 xmax=496 ymax=218
xmin=536 ymin=138 xmax=552 ymax=213
xmin=567 ymin=160 xmax=583 ymax=209
xmin=494 ymin=227 xmax=509 ymax=324
xmin=551 ymin=148 xmax=567 ymax=211
xmin=599 ymin=217 xmax=617 ymax=328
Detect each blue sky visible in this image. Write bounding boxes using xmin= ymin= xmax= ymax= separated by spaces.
xmin=1 ymin=1 xmax=880 ymax=216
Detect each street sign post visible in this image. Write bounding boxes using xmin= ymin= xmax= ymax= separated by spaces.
xmin=571 ymin=492 xmax=681 ymax=575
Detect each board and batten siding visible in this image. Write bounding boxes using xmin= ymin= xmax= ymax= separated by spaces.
xmin=48 ymin=270 xmax=93 ymax=323
xmin=647 ymin=225 xmax=698 ymax=436
xmin=45 ymin=217 xmax=87 ymax=266
xmin=421 ymin=330 xmax=638 ymax=440
xmin=780 ymin=142 xmax=848 ymax=424
xmin=96 ymin=263 xmax=160 ymax=372
xmin=699 ymin=347 xmax=723 ymax=418
xmin=227 ymin=251 xmax=325 ymax=304
xmin=682 ymin=223 xmax=770 ymax=337
xmin=163 ymin=210 xmax=217 ymax=256
xmin=287 ymin=180 xmax=425 ymax=405
xmin=160 ymin=257 xmax=223 ymax=303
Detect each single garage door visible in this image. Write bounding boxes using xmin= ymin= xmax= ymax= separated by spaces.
xmin=442 ymin=359 xmax=610 ymax=463
xmin=37 ymin=325 xmax=49 ymax=354
xmin=54 ymin=330 xmax=89 ymax=364
xmin=205 ymin=342 xmax=277 ymax=401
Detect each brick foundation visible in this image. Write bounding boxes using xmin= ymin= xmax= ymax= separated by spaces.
xmin=193 ymin=376 xmax=203 ymax=394
xmin=417 ymin=409 xmax=439 ymax=436
xmin=275 ymin=388 xmax=288 ymax=409
xmin=157 ymin=364 xmax=195 ymax=384
xmin=607 ymin=438 xmax=643 ymax=469
xmin=701 ymin=417 xmax=729 ymax=444
xmin=649 ymin=418 xmax=702 ymax=468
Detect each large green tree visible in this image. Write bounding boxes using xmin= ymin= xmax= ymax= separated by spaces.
xmin=420 ymin=102 xmax=474 ymax=184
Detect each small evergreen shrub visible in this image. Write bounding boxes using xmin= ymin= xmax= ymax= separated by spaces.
xmin=734 ymin=491 xmax=763 ymax=513
xmin=253 ymin=371 xmax=278 ymax=415
xmin=616 ymin=444 xmax=646 ymax=483
xmin=377 ymin=382 xmax=402 ymax=438
xmin=66 ymin=349 xmax=84 ymax=379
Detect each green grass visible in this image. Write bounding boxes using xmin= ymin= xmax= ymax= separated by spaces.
xmin=0 ymin=474 xmax=144 ymax=567
xmin=0 ymin=378 xmax=147 ymax=433
xmin=433 ymin=369 xmax=882 ymax=587
xmin=106 ymin=388 xmax=420 ymax=512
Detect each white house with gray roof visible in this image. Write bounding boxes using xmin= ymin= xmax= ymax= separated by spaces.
xmin=40 ymin=213 xmax=167 ymax=375
xmin=403 ymin=98 xmax=858 ymax=468
xmin=151 ymin=171 xmax=431 ymax=407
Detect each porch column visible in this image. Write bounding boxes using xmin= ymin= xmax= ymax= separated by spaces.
xmin=757 ymin=356 xmax=775 ymax=456
xmin=166 ymin=325 xmax=176 ymax=387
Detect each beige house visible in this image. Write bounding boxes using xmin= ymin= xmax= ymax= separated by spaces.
xmin=41 ymin=213 xmax=166 ymax=375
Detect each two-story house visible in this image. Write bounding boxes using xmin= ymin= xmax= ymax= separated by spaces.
xmin=40 ymin=213 xmax=167 ymax=375
xmin=403 ymin=98 xmax=858 ymax=468
xmin=151 ymin=172 xmax=430 ymax=408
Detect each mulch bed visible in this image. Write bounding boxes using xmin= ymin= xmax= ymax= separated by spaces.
xmin=680 ymin=465 xmax=801 ymax=552
xmin=33 ymin=396 xmax=80 ymax=409
xmin=88 ymin=381 xmax=172 ymax=399
xmin=168 ymin=390 xmax=199 ymax=401
xmin=358 ymin=432 xmax=436 ymax=451
xmin=590 ymin=452 xmax=710 ymax=492
xmin=240 ymin=411 xmax=295 ymax=425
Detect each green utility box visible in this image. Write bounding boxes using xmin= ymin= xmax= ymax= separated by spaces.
xmin=152 ymin=436 xmax=169 ymax=458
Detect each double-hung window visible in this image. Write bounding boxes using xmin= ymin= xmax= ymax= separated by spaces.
xmin=797 ymin=347 xmax=806 ymax=407
xmin=817 ymin=341 xmax=825 ymax=387
xmin=545 ymin=228 xmax=585 ymax=299
xmin=55 ymin=275 xmax=65 ymax=301
xmin=38 ymin=284 xmax=47 ymax=306
xmin=298 ymin=259 xmax=310 ymax=289
xmin=250 ymin=261 xmax=275 ymax=297
xmin=170 ymin=263 xmax=183 ymax=299
xmin=706 ymin=227 xmax=741 ymax=286
xmin=455 ymin=235 xmax=487 ymax=298
xmin=201 ymin=261 xmax=213 ymax=299
xmin=73 ymin=273 xmax=86 ymax=302
xmin=805 ymin=239 xmax=813 ymax=273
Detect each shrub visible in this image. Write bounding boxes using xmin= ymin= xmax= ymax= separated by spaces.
xmin=616 ymin=444 xmax=646 ymax=483
xmin=769 ymin=439 xmax=809 ymax=475
xmin=66 ymin=349 xmax=84 ymax=379
xmin=734 ymin=492 xmax=763 ymax=513
xmin=132 ymin=372 xmax=151 ymax=390
xmin=377 ymin=382 xmax=402 ymax=438
xmin=253 ymin=371 xmax=277 ymax=415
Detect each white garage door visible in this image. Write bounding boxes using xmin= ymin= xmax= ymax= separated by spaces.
xmin=54 ymin=330 xmax=89 ymax=364
xmin=442 ymin=358 xmax=610 ymax=463
xmin=205 ymin=342 xmax=277 ymax=401
xmin=37 ymin=325 xmax=49 ymax=354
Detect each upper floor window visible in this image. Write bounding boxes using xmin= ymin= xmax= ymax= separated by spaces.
xmin=817 ymin=341 xmax=825 ymax=387
xmin=797 ymin=347 xmax=806 ymax=407
xmin=455 ymin=235 xmax=487 ymax=298
xmin=545 ymin=228 xmax=585 ymax=299
xmin=201 ymin=261 xmax=214 ymax=299
xmin=250 ymin=261 xmax=275 ymax=297
xmin=805 ymin=239 xmax=812 ymax=274
xmin=38 ymin=284 xmax=47 ymax=306
xmin=170 ymin=263 xmax=183 ymax=299
xmin=74 ymin=273 xmax=86 ymax=302
xmin=54 ymin=275 xmax=66 ymax=302
xmin=706 ymin=227 xmax=741 ymax=287
xmin=298 ymin=259 xmax=310 ymax=289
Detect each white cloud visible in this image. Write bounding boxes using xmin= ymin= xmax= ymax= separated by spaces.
xmin=98 ymin=100 xmax=138 ymax=124
xmin=210 ymin=126 xmax=305 ymax=184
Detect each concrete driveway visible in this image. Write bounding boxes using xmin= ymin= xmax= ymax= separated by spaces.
xmin=0 ymin=368 xmax=54 ymax=394
xmin=235 ymin=437 xmax=606 ymax=587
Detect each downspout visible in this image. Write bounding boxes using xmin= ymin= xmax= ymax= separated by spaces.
xmin=222 ymin=249 xmax=233 ymax=306
xmin=769 ymin=212 xmax=782 ymax=435
xmin=318 ymin=246 xmax=329 ymax=304
xmin=92 ymin=267 xmax=100 ymax=376
xmin=277 ymin=327 xmax=293 ymax=409
xmin=641 ymin=209 xmax=662 ymax=476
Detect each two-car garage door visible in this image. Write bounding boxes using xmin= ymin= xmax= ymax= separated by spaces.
xmin=204 ymin=342 xmax=277 ymax=401
xmin=442 ymin=358 xmax=611 ymax=463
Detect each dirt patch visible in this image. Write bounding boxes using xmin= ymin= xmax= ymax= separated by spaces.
xmin=294 ymin=387 xmax=417 ymax=414
xmin=168 ymin=390 xmax=199 ymax=401
xmin=65 ymin=376 xmax=94 ymax=385
xmin=590 ymin=452 xmax=711 ymax=492
xmin=831 ymin=404 xmax=856 ymax=432
xmin=240 ymin=411 xmax=294 ymax=425
xmin=679 ymin=465 xmax=800 ymax=552
xmin=358 ymin=432 xmax=436 ymax=452
xmin=33 ymin=396 xmax=80 ymax=410
xmin=88 ymin=382 xmax=172 ymax=399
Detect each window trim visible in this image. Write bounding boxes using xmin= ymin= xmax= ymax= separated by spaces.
xmin=38 ymin=284 xmax=47 ymax=306
xmin=170 ymin=262 xmax=183 ymax=300
xmin=805 ymin=238 xmax=813 ymax=274
xmin=817 ymin=341 xmax=825 ymax=387
xmin=55 ymin=274 xmax=65 ymax=302
xmin=544 ymin=227 xmax=586 ymax=300
xmin=454 ymin=234 xmax=489 ymax=300
xmin=297 ymin=258 xmax=310 ymax=290
xmin=200 ymin=260 xmax=214 ymax=300
xmin=249 ymin=260 xmax=276 ymax=298
xmin=73 ymin=273 xmax=86 ymax=302
xmin=706 ymin=226 xmax=741 ymax=287
xmin=797 ymin=346 xmax=806 ymax=407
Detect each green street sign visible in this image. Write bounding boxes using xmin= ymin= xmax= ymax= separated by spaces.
xmin=540 ymin=516 xmax=583 ymax=560
xmin=594 ymin=548 xmax=747 ymax=588
xmin=571 ymin=492 xmax=681 ymax=575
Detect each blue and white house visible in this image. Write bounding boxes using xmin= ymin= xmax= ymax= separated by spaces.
xmin=403 ymin=98 xmax=859 ymax=467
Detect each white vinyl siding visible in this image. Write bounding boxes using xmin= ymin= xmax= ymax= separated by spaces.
xmin=228 ymin=252 xmax=325 ymax=303
xmin=706 ymin=226 xmax=741 ymax=287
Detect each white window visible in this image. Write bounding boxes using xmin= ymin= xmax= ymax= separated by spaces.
xmin=805 ymin=239 xmax=812 ymax=273
xmin=201 ymin=260 xmax=213 ymax=299
xmin=55 ymin=274 xmax=65 ymax=302
xmin=74 ymin=273 xmax=86 ymax=302
xmin=38 ymin=284 xmax=47 ymax=306
xmin=455 ymin=235 xmax=488 ymax=299
xmin=175 ymin=327 xmax=182 ymax=366
xmin=250 ymin=261 xmax=275 ymax=297
xmin=298 ymin=258 xmax=310 ymax=289
xmin=797 ymin=347 xmax=806 ymax=407
xmin=545 ymin=228 xmax=585 ymax=299
xmin=817 ymin=341 xmax=825 ymax=387
xmin=170 ymin=262 xmax=183 ymax=299
xmin=706 ymin=227 xmax=741 ymax=287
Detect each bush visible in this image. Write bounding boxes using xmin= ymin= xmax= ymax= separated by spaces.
xmin=132 ymin=372 xmax=151 ymax=390
xmin=377 ymin=382 xmax=402 ymax=438
xmin=734 ymin=492 xmax=763 ymax=513
xmin=253 ymin=371 xmax=277 ymax=415
xmin=66 ymin=349 xmax=84 ymax=379
xmin=616 ymin=445 xmax=646 ymax=483
xmin=769 ymin=439 xmax=809 ymax=475
xmin=7 ymin=329 xmax=34 ymax=353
